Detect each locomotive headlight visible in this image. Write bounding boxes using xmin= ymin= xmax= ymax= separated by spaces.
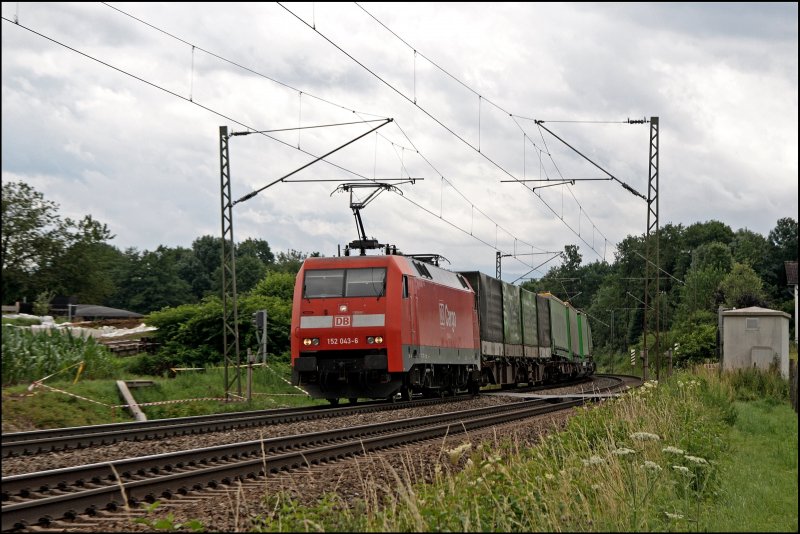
xmin=312 ymin=338 xmax=319 ymax=346
xmin=303 ymin=338 xmax=312 ymax=346
xmin=375 ymin=336 xmax=383 ymax=344
xmin=367 ymin=336 xmax=375 ymax=344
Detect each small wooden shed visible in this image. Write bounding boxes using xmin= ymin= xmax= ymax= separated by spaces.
xmin=721 ymin=306 xmax=790 ymax=378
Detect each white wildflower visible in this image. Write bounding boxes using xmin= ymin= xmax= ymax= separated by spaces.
xmin=630 ymin=432 xmax=660 ymax=441
xmin=664 ymin=512 xmax=684 ymax=520
xmin=672 ymin=465 xmax=691 ymax=475
xmin=545 ymin=473 xmax=555 ymax=480
xmin=684 ymin=455 xmax=708 ymax=465
xmin=662 ymin=446 xmax=685 ymax=455
xmin=642 ymin=461 xmax=662 ymax=472
xmin=612 ymin=447 xmax=636 ymax=456
xmin=446 ymin=442 xmax=472 ymax=466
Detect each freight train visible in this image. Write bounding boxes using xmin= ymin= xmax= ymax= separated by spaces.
xmin=290 ymin=252 xmax=595 ymax=404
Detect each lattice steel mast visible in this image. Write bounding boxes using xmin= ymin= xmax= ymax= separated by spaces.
xmin=642 ymin=116 xmax=659 ymax=381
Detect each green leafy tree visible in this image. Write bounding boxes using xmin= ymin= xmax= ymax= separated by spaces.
xmin=729 ymin=228 xmax=769 ymax=271
xmin=691 ymin=241 xmax=733 ymax=273
xmin=111 ymin=246 xmax=193 ymax=314
xmin=237 ymin=237 xmax=274 ymax=264
xmin=1 ymin=181 xmax=118 ymax=304
xmin=683 ymin=220 xmax=734 ymax=250
xmin=679 ymin=267 xmax=726 ymax=316
xmin=233 ymin=255 xmax=268 ymax=294
xmin=718 ymin=263 xmax=768 ymax=309
xmin=251 ymin=271 xmax=297 ymax=301
xmin=1 ymin=181 xmax=71 ymax=301
xmin=765 ymin=217 xmax=798 ymax=305
xmin=44 ymin=216 xmax=120 ymax=303
xmin=272 ymin=249 xmax=319 ymax=274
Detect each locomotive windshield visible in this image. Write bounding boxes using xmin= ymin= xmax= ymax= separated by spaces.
xmin=303 ymin=268 xmax=386 ymax=298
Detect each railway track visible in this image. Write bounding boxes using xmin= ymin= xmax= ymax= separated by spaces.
xmin=1 ymin=396 xmax=465 ymax=458
xmin=2 ymin=375 xmax=637 ymax=531
xmin=2 ymin=397 xmax=586 ymax=531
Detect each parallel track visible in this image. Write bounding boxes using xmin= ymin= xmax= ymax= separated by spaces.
xmin=2 ymin=375 xmax=638 ymax=530
xmin=1 ymin=396 xmax=463 ymax=458
xmin=2 ymin=396 xmax=589 ymax=531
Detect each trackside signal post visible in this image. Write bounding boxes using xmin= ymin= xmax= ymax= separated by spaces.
xmin=252 ymin=309 xmax=268 ymax=364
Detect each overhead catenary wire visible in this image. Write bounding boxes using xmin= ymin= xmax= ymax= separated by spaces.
xmin=100 ymin=2 xmax=556 ymax=264
xmin=1 ymin=11 xmax=553 ymax=277
xmin=102 ymin=1 xmax=562 ymax=269
xmin=292 ymin=3 xmax=620 ymax=263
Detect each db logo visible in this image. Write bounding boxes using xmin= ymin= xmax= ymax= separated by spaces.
xmin=334 ymin=316 xmax=351 ymax=327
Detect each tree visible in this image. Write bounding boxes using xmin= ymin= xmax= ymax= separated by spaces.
xmin=111 ymin=246 xmax=193 ymax=314
xmin=764 ymin=217 xmax=798 ymax=304
xmin=1 ymin=181 xmax=71 ymax=301
xmin=678 ymin=266 xmax=726 ymax=317
xmin=237 ymin=238 xmax=274 ymax=264
xmin=683 ymin=220 xmax=734 ymax=250
xmin=1 ymin=182 xmax=118 ymax=304
xmin=41 ymin=215 xmax=119 ymax=303
xmin=272 ymin=249 xmax=319 ymax=274
xmin=729 ymin=228 xmax=769 ymax=272
xmin=691 ymin=242 xmax=733 ymax=273
xmin=718 ymin=263 xmax=768 ymax=309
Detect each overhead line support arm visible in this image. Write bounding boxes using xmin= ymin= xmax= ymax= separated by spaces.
xmin=534 ymin=120 xmax=646 ymax=201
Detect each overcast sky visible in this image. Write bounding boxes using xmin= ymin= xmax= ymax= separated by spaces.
xmin=2 ymin=2 xmax=797 ymax=283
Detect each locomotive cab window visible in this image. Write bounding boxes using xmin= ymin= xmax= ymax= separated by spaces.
xmin=303 ymin=269 xmax=345 ymax=298
xmin=346 ymin=268 xmax=386 ymax=297
xmin=303 ymin=268 xmax=387 ymax=298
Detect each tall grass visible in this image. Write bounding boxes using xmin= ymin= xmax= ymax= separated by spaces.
xmin=1 ymin=326 xmax=115 ymax=385
xmin=253 ymin=367 xmax=796 ymax=532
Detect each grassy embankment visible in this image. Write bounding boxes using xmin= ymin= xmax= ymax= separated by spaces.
xmin=250 ymin=365 xmax=797 ymax=533
xmin=2 ymin=321 xmax=796 ymax=532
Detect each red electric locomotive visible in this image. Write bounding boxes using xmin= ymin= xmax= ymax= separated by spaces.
xmin=290 ymin=253 xmax=481 ymax=404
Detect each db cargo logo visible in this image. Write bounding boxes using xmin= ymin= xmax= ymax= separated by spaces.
xmin=438 ymin=303 xmax=457 ymax=332
xmin=334 ymin=315 xmax=351 ymax=327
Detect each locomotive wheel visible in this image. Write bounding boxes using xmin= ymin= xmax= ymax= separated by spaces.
xmin=327 ymin=398 xmax=340 ymax=406
xmin=400 ymin=386 xmax=411 ymax=401
xmin=348 ymin=398 xmax=358 ymax=405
